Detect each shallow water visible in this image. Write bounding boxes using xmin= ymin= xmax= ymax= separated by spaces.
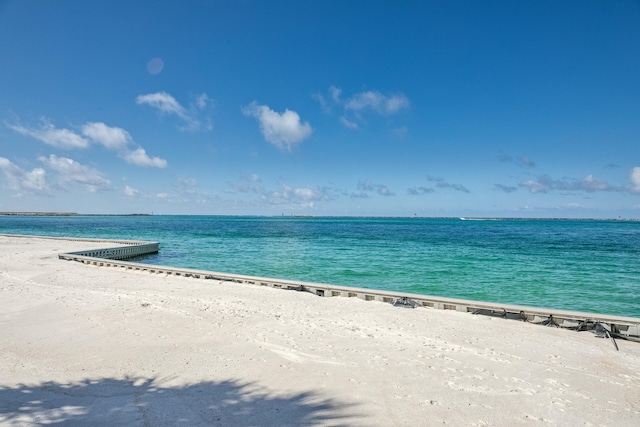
xmin=2 ymin=215 xmax=638 ymax=317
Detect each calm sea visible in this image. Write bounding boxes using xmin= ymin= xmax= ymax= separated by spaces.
xmin=1 ymin=215 xmax=638 ymax=318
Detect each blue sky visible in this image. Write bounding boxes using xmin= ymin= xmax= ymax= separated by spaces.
xmin=1 ymin=0 xmax=639 ymax=217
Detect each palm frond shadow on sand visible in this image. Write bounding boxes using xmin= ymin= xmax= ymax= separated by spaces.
xmin=0 ymin=376 xmax=361 ymax=426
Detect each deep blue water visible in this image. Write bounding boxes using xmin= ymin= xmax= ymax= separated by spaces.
xmin=1 ymin=215 xmax=639 ymax=317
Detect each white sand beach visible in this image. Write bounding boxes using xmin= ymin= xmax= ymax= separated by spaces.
xmin=1 ymin=235 xmax=639 ymax=426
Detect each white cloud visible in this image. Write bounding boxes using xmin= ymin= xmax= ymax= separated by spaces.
xmin=124 ymin=185 xmax=139 ymax=197
xmin=376 ymin=185 xmax=394 ymax=196
xmin=242 ymin=102 xmax=312 ymax=151
xmin=344 ymin=90 xmax=409 ymax=115
xmin=407 ymin=186 xmax=435 ymax=195
xmin=231 ymin=174 xmax=264 ymax=193
xmin=427 ymin=176 xmax=470 ymax=193
xmin=80 ymin=121 xmax=167 ymax=168
xmin=0 ymin=155 xmax=111 ymax=195
xmin=579 ymin=174 xmax=609 ymax=192
xmin=630 ymin=167 xmax=640 ymax=193
xmin=7 ymin=118 xmax=166 ymax=169
xmin=349 ymin=191 xmax=368 ymax=199
xmin=519 ymin=178 xmax=551 ymax=194
xmin=136 ymin=91 xmax=188 ymax=119
xmin=494 ymin=183 xmax=518 ymax=193
xmin=357 ymin=179 xmax=375 ymax=192
xmin=519 ymin=174 xmax=623 ymax=194
xmin=357 ymin=179 xmax=395 ymax=196
xmin=262 ymin=183 xmax=332 ymax=205
xmin=521 ymin=156 xmax=536 ymax=168
xmin=339 ymin=116 xmax=359 ymax=129
xmin=178 ymin=177 xmax=197 ymax=187
xmin=38 ymin=154 xmax=111 ymax=192
xmin=330 ymin=86 xmax=342 ymax=103
xmin=316 ymin=87 xmax=410 ymax=129
xmin=312 ymin=93 xmax=328 ymax=111
xmin=123 ymin=148 xmax=168 ymax=168
xmin=136 ymin=91 xmax=209 ymax=131
xmin=0 ymin=157 xmax=50 ymax=195
xmin=82 ymin=122 xmax=131 ymax=150
xmin=195 ymin=93 xmax=210 ymax=110
xmin=7 ymin=120 xmax=89 ymax=149
xmin=231 ymin=177 xmax=336 ymax=207
xmin=499 ymin=154 xmax=535 ymax=167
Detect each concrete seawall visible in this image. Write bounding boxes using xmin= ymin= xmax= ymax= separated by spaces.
xmin=44 ymin=235 xmax=640 ymax=344
xmin=62 ymin=242 xmax=159 ymax=260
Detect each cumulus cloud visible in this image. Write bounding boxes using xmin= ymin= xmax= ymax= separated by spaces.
xmin=494 ymin=183 xmax=518 ymax=193
xmin=499 ymin=154 xmax=535 ymax=168
xmin=315 ymin=86 xmax=410 ymax=129
xmin=7 ymin=118 xmax=166 ymax=169
xmin=330 ymin=86 xmax=342 ymax=103
xmin=521 ymin=156 xmax=536 ymax=168
xmin=82 ymin=122 xmax=131 ymax=150
xmin=124 ymin=185 xmax=139 ymax=197
xmin=339 ymin=117 xmax=358 ymax=130
xmin=6 ymin=120 xmax=89 ymax=149
xmin=356 ymin=179 xmax=395 ymax=197
xmin=344 ymin=91 xmax=409 ymax=115
xmin=230 ymin=175 xmax=335 ymax=208
xmin=0 ymin=157 xmax=50 ymax=195
xmin=136 ymin=91 xmax=211 ymax=131
xmin=0 ymin=155 xmax=112 ymax=195
xmin=407 ymin=186 xmax=435 ymax=195
xmin=630 ymin=167 xmax=640 ymax=193
xmin=349 ymin=191 xmax=369 ymax=199
xmin=39 ymin=155 xmax=111 ymax=192
xmin=123 ymin=148 xmax=168 ymax=168
xmin=137 ymin=91 xmax=188 ymax=118
xmin=231 ymin=174 xmax=264 ymax=193
xmin=262 ymin=183 xmax=332 ymax=206
xmin=376 ymin=186 xmax=394 ymax=196
xmin=519 ymin=177 xmax=551 ymax=194
xmin=577 ymin=174 xmax=611 ymax=192
xmin=81 ymin=122 xmax=167 ymax=168
xmin=427 ymin=176 xmax=470 ymax=193
xmin=519 ymin=174 xmax=623 ymax=194
xmin=174 ymin=177 xmax=199 ymax=196
xmin=242 ymin=102 xmax=313 ymax=151
xmin=356 ymin=179 xmax=375 ymax=192
xmin=195 ymin=93 xmax=210 ymax=110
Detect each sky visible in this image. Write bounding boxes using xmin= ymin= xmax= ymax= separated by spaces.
xmin=1 ymin=0 xmax=639 ymax=217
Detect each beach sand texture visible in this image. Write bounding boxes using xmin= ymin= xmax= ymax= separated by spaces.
xmin=1 ymin=236 xmax=639 ymax=426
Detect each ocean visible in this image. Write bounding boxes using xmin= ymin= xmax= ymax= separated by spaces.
xmin=1 ymin=215 xmax=638 ymax=318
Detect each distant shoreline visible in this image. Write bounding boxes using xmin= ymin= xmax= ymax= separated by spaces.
xmin=0 ymin=212 xmax=151 ymax=217
xmin=0 ymin=212 xmax=637 ymax=221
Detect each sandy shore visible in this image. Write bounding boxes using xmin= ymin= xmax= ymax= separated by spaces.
xmin=1 ymin=236 xmax=639 ymax=426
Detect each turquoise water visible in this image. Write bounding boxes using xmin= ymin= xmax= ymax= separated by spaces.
xmin=1 ymin=215 xmax=638 ymax=318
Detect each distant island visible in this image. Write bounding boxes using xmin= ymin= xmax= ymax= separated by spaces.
xmin=0 ymin=212 xmax=152 ymax=217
